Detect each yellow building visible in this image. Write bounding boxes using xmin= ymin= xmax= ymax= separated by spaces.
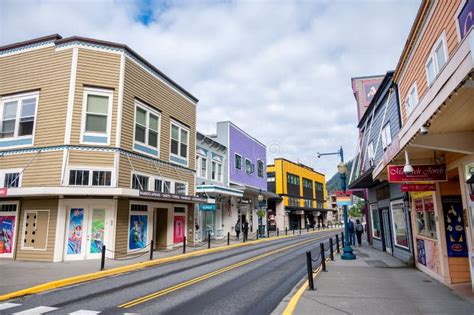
xmin=267 ymin=159 xmax=328 ymax=230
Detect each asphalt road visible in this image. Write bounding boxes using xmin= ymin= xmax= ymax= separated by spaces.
xmin=2 ymin=229 xmax=341 ymax=315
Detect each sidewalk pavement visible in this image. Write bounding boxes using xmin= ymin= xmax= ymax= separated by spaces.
xmin=293 ymin=244 xmax=474 ymax=315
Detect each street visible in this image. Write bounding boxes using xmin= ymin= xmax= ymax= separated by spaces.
xmin=1 ymin=230 xmax=340 ymax=315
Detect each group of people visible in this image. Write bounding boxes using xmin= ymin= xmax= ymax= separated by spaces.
xmin=347 ymin=218 xmax=364 ymax=246
xmin=235 ymin=219 xmax=249 ymax=241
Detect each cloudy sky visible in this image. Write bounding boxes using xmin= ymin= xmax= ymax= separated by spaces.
xmin=0 ymin=0 xmax=420 ymax=177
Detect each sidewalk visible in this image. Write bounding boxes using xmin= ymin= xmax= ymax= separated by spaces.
xmin=293 ymin=244 xmax=474 ymax=315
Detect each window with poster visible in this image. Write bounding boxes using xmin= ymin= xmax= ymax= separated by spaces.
xmin=370 ymin=203 xmax=381 ymax=239
xmin=128 ymin=204 xmax=149 ymax=252
xmin=414 ymin=196 xmax=437 ymax=239
xmin=0 ymin=202 xmax=18 ymax=257
xmin=390 ymin=200 xmax=409 ymax=249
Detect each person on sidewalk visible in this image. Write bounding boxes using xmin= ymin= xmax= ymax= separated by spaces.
xmin=355 ymin=219 xmax=364 ymax=246
xmin=242 ymin=221 xmax=249 ymax=242
xmin=347 ymin=218 xmax=355 ymax=245
xmin=235 ymin=220 xmax=241 ymax=240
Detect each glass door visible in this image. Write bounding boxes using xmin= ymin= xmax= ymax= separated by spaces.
xmin=382 ymin=209 xmax=393 ymax=254
xmin=66 ymin=208 xmax=86 ymax=260
xmin=0 ymin=202 xmax=18 ymax=258
xmin=86 ymin=208 xmax=106 ymax=259
xmin=204 ymin=211 xmax=215 ymax=239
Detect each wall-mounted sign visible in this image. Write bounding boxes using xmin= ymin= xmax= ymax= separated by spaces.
xmin=335 ymin=190 xmax=352 ymax=197
xmin=139 ymin=190 xmax=206 ymax=202
xmin=442 ymin=196 xmax=468 ymax=257
xmin=458 ymin=0 xmax=474 ymax=40
xmin=199 ymin=204 xmax=217 ymax=211
xmin=387 ymin=164 xmax=447 ymax=183
xmin=0 ymin=188 xmax=7 ymax=197
xmin=401 ymin=183 xmax=436 ymax=192
xmin=414 ymin=199 xmax=424 ymax=212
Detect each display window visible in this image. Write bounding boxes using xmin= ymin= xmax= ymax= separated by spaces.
xmin=390 ymin=200 xmax=409 ymax=249
xmin=128 ymin=204 xmax=149 ymax=251
xmin=370 ymin=204 xmax=381 ymax=239
xmin=414 ymin=196 xmax=437 ymax=239
xmin=0 ymin=202 xmax=19 ymax=257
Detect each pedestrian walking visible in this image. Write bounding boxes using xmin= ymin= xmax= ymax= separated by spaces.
xmin=347 ymin=218 xmax=355 ymax=245
xmin=235 ymin=220 xmax=241 ymax=240
xmin=243 ymin=221 xmax=249 ymax=242
xmin=355 ymin=219 xmax=364 ymax=246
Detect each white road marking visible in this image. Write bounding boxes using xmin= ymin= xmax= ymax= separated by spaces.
xmin=69 ymin=311 xmax=101 ymax=314
xmin=0 ymin=303 xmax=21 ymax=310
xmin=13 ymin=306 xmax=58 ymax=314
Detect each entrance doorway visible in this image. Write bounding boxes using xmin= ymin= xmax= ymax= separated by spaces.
xmin=65 ymin=207 xmax=108 ymax=260
xmin=381 ymin=208 xmax=393 ymax=254
xmin=173 ymin=215 xmax=185 ymax=244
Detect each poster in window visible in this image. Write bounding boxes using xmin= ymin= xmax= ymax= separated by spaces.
xmin=90 ymin=209 xmax=105 ymax=254
xmin=67 ymin=208 xmax=84 ymax=255
xmin=416 ymin=238 xmax=426 ymax=266
xmin=129 ymin=215 xmax=147 ymax=250
xmin=442 ymin=196 xmax=468 ymax=257
xmin=0 ymin=216 xmax=15 ymax=254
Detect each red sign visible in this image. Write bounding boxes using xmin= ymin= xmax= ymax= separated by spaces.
xmin=335 ymin=190 xmax=352 ymax=197
xmin=415 ymin=199 xmax=424 ymax=212
xmin=388 ymin=164 xmax=447 ymax=183
xmin=0 ymin=188 xmax=7 ymax=197
xmin=401 ymin=183 xmax=436 ymax=192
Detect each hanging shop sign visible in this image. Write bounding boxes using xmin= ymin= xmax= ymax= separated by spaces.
xmin=336 ymin=196 xmax=352 ymax=206
xmin=387 ymin=164 xmax=447 ymax=183
xmin=0 ymin=188 xmax=7 ymax=197
xmin=199 ymin=204 xmax=217 ymax=211
xmin=335 ymin=190 xmax=352 ymax=197
xmin=401 ymin=183 xmax=436 ymax=192
xmin=442 ymin=196 xmax=468 ymax=257
xmin=139 ymin=190 xmax=206 ymax=202
xmin=458 ymin=0 xmax=474 ymax=40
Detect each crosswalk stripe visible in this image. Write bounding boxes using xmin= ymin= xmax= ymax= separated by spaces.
xmin=0 ymin=303 xmax=21 ymax=310
xmin=69 ymin=311 xmax=101 ymax=314
xmin=13 ymin=306 xmax=58 ymax=314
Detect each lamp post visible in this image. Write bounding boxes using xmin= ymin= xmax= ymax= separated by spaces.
xmin=258 ymin=189 xmax=265 ymax=237
xmin=317 ymin=146 xmax=356 ymax=260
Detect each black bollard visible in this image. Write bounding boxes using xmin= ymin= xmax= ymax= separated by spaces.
xmin=320 ymin=243 xmax=326 ymax=272
xmin=208 ymin=231 xmax=211 ymax=249
xmin=293 ymin=228 xmax=295 ymax=235
xmin=277 ymin=228 xmax=279 ymax=237
xmin=299 ymin=227 xmax=302 ymax=235
xmin=100 ymin=245 xmax=106 ymax=271
xmin=336 ymin=234 xmax=340 ymax=253
xmin=307 ymin=226 xmax=309 ymax=233
xmin=285 ymin=227 xmax=288 ymax=235
xmin=267 ymin=228 xmax=270 ymax=238
xmin=227 ymin=232 xmax=230 ymax=246
xmin=150 ymin=240 xmax=154 ymax=260
xmin=329 ymin=238 xmax=334 ymax=261
xmin=306 ymin=251 xmax=315 ymax=290
xmin=341 ymin=231 xmax=344 ymax=245
xmin=183 ymin=236 xmax=186 ymax=254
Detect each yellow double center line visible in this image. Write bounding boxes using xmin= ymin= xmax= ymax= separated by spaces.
xmin=119 ymin=233 xmax=330 ymax=309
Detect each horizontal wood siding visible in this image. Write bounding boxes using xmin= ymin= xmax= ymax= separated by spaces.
xmin=0 ymin=46 xmax=72 ymax=146
xmin=114 ymin=198 xmax=129 ymax=258
xmin=448 ymin=257 xmax=471 ymax=283
xmin=15 ymin=198 xmax=58 ymax=261
xmin=398 ymin=0 xmax=461 ymax=124
xmin=118 ymin=154 xmax=194 ymax=193
xmin=122 ymin=58 xmax=196 ymax=171
xmin=68 ymin=150 xmax=114 ymax=167
xmin=0 ymin=150 xmax=63 ymax=186
xmin=71 ymin=48 xmax=121 ymax=145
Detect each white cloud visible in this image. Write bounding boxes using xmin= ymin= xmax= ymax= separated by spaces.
xmin=0 ymin=0 xmax=420 ymax=178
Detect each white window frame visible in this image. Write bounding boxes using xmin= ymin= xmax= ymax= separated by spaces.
xmin=381 ymin=122 xmax=392 ymax=150
xmin=0 ymin=91 xmax=39 ymax=149
xmin=405 ymin=83 xmax=418 ymax=117
xmin=245 ymin=158 xmax=254 ymax=174
xmin=174 ymin=181 xmax=188 ymax=195
xmin=133 ymin=100 xmax=161 ymax=157
xmin=211 ymin=160 xmax=223 ymax=182
xmin=65 ymin=167 xmax=114 ymax=187
xmin=21 ymin=209 xmax=50 ymax=251
xmin=0 ymin=169 xmax=23 ymax=188
xmin=370 ymin=203 xmax=381 ymax=240
xmin=130 ymin=171 xmax=188 ymax=195
xmin=169 ymin=120 xmax=189 ymax=166
xmin=390 ymin=200 xmax=409 ymax=250
xmin=234 ymin=153 xmax=242 ymax=170
xmin=196 ymin=154 xmax=207 ymax=179
xmin=80 ymin=87 xmax=113 ymax=146
xmin=257 ymin=159 xmax=264 ymax=178
xmin=367 ymin=141 xmax=375 ymax=162
xmin=131 ymin=172 xmax=151 ymax=191
xmin=425 ymin=32 xmax=448 ymax=87
xmin=0 ymin=201 xmax=20 ymax=258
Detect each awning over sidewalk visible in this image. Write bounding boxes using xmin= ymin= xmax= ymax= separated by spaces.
xmin=196 ymin=184 xmax=244 ymax=197
xmin=230 ymin=184 xmax=282 ymax=201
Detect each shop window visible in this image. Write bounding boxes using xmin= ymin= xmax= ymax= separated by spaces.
xmin=129 ymin=204 xmax=148 ymax=251
xmin=415 ymin=197 xmax=437 ymax=239
xmin=132 ymin=174 xmax=149 ymax=191
xmin=390 ymin=200 xmax=409 ymax=249
xmin=0 ymin=91 xmax=38 ymax=148
xmin=0 ymin=202 xmax=18 ymax=257
xmin=81 ymin=87 xmax=113 ymax=145
xmin=170 ymin=121 xmax=189 ymax=166
xmin=235 ymin=154 xmax=242 ymax=170
xmin=288 ymin=197 xmax=300 ymax=207
xmin=134 ymin=101 xmax=160 ymax=156
xmin=257 ymin=160 xmax=264 ymax=178
xmin=175 ymin=182 xmax=187 ymax=195
xmin=370 ymin=204 xmax=381 ymax=239
xmin=22 ymin=210 xmax=49 ymax=250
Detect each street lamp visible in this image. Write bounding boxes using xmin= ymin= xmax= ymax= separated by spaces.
xmin=317 ymin=146 xmax=356 ymax=260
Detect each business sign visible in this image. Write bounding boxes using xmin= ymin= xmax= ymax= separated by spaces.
xmin=0 ymin=188 xmax=7 ymax=197
xmin=362 ymin=79 xmax=382 ymax=107
xmin=335 ymin=190 xmax=352 ymax=197
xmin=336 ymin=196 xmax=352 ymax=206
xmin=139 ymin=190 xmax=206 ymax=202
xmin=199 ymin=204 xmax=216 ymax=211
xmin=458 ymin=0 xmax=474 ymax=40
xmin=442 ymin=196 xmax=468 ymax=257
xmin=387 ymin=164 xmax=447 ymax=183
xmin=401 ymin=183 xmax=436 ymax=192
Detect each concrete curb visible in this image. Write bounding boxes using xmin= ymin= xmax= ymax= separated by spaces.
xmin=0 ymin=228 xmax=341 ymax=302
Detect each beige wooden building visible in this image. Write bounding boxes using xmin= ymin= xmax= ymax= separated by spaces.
xmin=0 ymin=34 xmax=203 ymax=262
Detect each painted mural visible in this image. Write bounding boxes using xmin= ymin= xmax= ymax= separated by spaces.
xmin=425 ymin=240 xmax=440 ymax=273
xmin=90 ymin=209 xmax=105 ymax=254
xmin=129 ymin=215 xmax=147 ymax=250
xmin=442 ymin=196 xmax=468 ymax=257
xmin=0 ymin=216 xmax=15 ymax=254
xmin=68 ymin=208 xmax=84 ymax=255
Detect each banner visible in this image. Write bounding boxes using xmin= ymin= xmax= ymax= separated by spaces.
xmin=442 ymin=196 xmax=468 ymax=257
xmin=387 ymin=164 xmax=447 ymax=183
xmin=0 ymin=216 xmax=15 ymax=254
xmin=129 ymin=215 xmax=147 ymax=250
xmin=401 ymin=183 xmax=436 ymax=192
xmin=67 ymin=208 xmax=84 ymax=255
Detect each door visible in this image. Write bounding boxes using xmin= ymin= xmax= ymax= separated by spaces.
xmin=66 ymin=207 xmax=107 ymax=260
xmin=382 ymin=209 xmax=393 ymax=254
xmin=204 ymin=211 xmax=215 ymax=240
xmin=174 ymin=216 xmax=185 ymax=244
